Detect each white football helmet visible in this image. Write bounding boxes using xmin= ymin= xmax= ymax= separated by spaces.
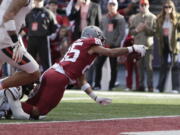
xmin=81 ymin=25 xmax=105 ymax=43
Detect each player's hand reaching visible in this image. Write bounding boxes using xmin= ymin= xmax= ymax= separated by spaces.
xmin=95 ymin=97 xmax=112 ymax=105
xmin=127 ymin=44 xmax=146 ymax=57
xmin=12 ymin=40 xmax=26 ymax=63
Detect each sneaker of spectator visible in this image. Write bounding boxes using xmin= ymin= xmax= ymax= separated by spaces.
xmin=93 ymin=86 xmax=101 ymax=90
xmin=124 ymin=87 xmax=131 ymax=91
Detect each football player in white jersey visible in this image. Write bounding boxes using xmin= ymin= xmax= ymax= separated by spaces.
xmin=0 ymin=0 xmax=40 ymax=90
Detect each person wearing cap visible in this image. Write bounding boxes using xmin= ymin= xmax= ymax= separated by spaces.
xmin=93 ymin=0 xmax=126 ymax=90
xmin=129 ymin=0 xmax=156 ymax=92
xmin=48 ymin=0 xmax=63 ymax=25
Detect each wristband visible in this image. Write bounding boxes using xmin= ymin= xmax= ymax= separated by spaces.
xmin=4 ymin=20 xmax=16 ymax=31
xmin=81 ymin=83 xmax=91 ymax=91
xmin=89 ymin=92 xmax=97 ymax=101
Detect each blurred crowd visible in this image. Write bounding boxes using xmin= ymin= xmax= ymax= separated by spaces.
xmin=1 ymin=0 xmax=180 ymax=93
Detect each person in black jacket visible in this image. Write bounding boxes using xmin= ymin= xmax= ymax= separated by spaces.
xmin=67 ymin=0 xmax=102 ymax=41
xmin=25 ymin=0 xmax=58 ymax=72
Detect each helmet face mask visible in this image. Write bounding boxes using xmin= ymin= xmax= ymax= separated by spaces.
xmin=81 ymin=26 xmax=105 ymax=43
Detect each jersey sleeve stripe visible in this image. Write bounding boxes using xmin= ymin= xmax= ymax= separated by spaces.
xmin=2 ymin=47 xmax=30 ymax=65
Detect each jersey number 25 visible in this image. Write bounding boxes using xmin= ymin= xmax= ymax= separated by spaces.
xmin=63 ymin=41 xmax=83 ymax=62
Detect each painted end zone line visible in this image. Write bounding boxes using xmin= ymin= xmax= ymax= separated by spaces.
xmin=1 ymin=116 xmax=180 ymax=135
xmin=1 ymin=115 xmax=180 ymax=125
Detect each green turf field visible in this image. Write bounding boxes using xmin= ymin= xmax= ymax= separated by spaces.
xmin=2 ymin=89 xmax=180 ymax=122
xmin=47 ymin=89 xmax=180 ymax=121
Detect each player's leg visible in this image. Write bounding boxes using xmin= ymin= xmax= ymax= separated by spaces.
xmin=0 ymin=90 xmax=10 ymax=118
xmin=4 ymin=87 xmax=30 ymax=119
xmin=22 ymin=69 xmax=69 ymax=119
xmin=0 ymin=47 xmax=40 ymax=89
xmin=0 ymin=89 xmax=10 ymax=111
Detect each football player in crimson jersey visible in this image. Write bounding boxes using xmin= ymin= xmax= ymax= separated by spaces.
xmin=3 ymin=26 xmax=146 ymax=120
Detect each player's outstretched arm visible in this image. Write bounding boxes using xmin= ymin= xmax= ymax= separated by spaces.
xmin=89 ymin=44 xmax=146 ymax=57
xmin=77 ymin=75 xmax=112 ymax=105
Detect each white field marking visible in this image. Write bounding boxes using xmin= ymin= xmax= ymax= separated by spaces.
xmin=1 ymin=115 xmax=180 ymax=125
xmin=121 ymin=130 xmax=180 ymax=135
xmin=65 ymin=90 xmax=180 ymax=99
xmin=62 ymin=97 xmax=135 ymax=101
xmin=62 ymin=97 xmax=90 ymax=101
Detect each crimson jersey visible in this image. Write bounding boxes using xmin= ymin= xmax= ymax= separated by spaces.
xmin=59 ymin=38 xmax=102 ymax=80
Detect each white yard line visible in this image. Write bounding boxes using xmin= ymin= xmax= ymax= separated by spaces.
xmin=65 ymin=90 xmax=180 ymax=98
xmin=62 ymin=97 xmax=90 ymax=100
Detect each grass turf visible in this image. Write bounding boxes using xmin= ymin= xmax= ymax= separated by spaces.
xmin=1 ymin=89 xmax=180 ymax=122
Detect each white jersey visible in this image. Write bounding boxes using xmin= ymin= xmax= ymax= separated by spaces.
xmin=0 ymin=0 xmax=32 ymax=49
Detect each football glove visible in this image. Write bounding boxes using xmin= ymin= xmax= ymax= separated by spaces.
xmin=12 ymin=39 xmax=26 ymax=63
xmin=128 ymin=44 xmax=146 ymax=57
xmin=96 ymin=97 xmax=112 ymax=105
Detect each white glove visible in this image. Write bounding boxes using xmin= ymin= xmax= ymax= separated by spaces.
xmin=96 ymin=97 xmax=112 ymax=105
xmin=127 ymin=44 xmax=146 ymax=57
xmin=12 ymin=40 xmax=26 ymax=63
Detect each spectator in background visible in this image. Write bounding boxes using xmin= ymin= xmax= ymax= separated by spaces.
xmin=156 ymin=0 xmax=180 ymax=92
xmin=47 ymin=0 xmax=70 ymax=27
xmin=56 ymin=0 xmax=70 ymax=16
xmin=25 ymin=0 xmax=58 ymax=72
xmin=118 ymin=0 xmax=139 ymax=21
xmin=47 ymin=0 xmax=69 ymax=64
xmin=67 ymin=0 xmax=102 ymax=41
xmin=121 ymin=15 xmax=140 ymax=91
xmin=85 ymin=0 xmax=102 ymax=86
xmin=93 ymin=0 xmax=126 ymax=90
xmin=48 ymin=0 xmax=64 ymax=25
xmin=129 ymin=0 xmax=156 ymax=92
xmin=59 ymin=26 xmax=70 ymax=59
xmin=51 ymin=26 xmax=70 ymax=63
xmin=100 ymin=0 xmax=109 ymax=15
xmin=115 ymin=0 xmax=139 ymax=90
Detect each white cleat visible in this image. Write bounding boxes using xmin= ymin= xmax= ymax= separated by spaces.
xmin=5 ymin=89 xmax=30 ymax=120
